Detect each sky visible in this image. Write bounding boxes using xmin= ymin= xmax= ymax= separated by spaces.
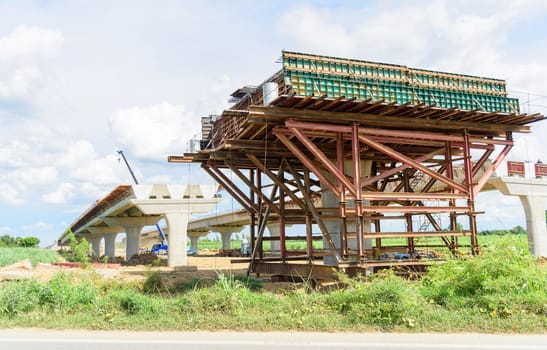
xmin=1 ymin=0 xmax=547 ymax=246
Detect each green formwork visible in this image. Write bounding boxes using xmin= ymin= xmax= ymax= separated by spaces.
xmin=282 ymin=51 xmax=520 ymax=114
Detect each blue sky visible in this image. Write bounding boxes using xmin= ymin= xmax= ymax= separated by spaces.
xmin=1 ymin=0 xmax=546 ymax=246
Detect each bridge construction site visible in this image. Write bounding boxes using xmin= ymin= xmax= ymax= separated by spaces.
xmin=169 ymin=51 xmax=545 ymax=278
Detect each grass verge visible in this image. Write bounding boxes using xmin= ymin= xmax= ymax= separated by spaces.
xmin=0 ymin=237 xmax=545 ymax=332
xmin=0 ymin=247 xmax=60 ymax=268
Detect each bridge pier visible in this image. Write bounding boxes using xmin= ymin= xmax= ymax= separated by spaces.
xmin=103 ymin=233 xmax=118 ymax=258
xmin=88 ymin=227 xmax=123 ymax=259
xmin=104 ymin=217 xmax=161 ymax=261
xmin=164 ymin=212 xmax=190 ymax=267
xmin=188 ymin=235 xmax=200 ymax=251
xmin=488 ymin=177 xmax=547 ymax=257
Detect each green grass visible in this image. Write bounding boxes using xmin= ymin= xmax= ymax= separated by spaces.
xmin=0 ymin=247 xmax=61 ymax=267
xmin=201 ymin=234 xmax=529 ymax=254
xmin=0 ymin=236 xmax=545 ymax=332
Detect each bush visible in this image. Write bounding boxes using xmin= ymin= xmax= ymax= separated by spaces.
xmin=17 ymin=237 xmax=40 ymax=248
xmin=422 ymin=236 xmax=547 ymax=316
xmin=326 ymin=271 xmax=418 ymax=328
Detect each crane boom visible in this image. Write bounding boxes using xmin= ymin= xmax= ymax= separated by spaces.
xmin=117 ymin=150 xmax=168 ymax=247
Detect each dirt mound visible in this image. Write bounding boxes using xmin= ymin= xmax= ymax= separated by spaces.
xmin=124 ymin=252 xmax=167 ymax=266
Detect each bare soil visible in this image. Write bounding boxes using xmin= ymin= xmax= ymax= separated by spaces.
xmin=0 ymin=255 xmax=251 ymax=286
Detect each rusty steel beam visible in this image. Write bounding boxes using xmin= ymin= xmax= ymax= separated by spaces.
xmin=358 ymin=192 xmax=467 ymax=201
xmin=472 ymin=148 xmax=494 ymax=177
xmin=337 ymin=132 xmax=348 ymax=256
xmin=246 ymin=154 xmax=306 ymax=210
xmin=285 ymin=160 xmax=341 ymax=262
xmin=362 ymin=206 xmax=470 ymax=213
xmin=274 ymin=131 xmax=341 ymax=197
xmin=226 ymin=163 xmax=281 ymax=214
xmin=473 ymin=142 xmax=513 ymax=197
xmin=358 ymin=134 xmax=469 ymax=194
xmin=288 ymin=125 xmax=357 ymax=197
xmin=362 ymin=230 xmax=470 ymax=238
xmin=352 ymin=123 xmax=364 ymax=258
xmin=202 ymin=164 xmax=256 ymax=213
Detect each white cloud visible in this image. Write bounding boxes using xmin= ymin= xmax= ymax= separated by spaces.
xmin=0 ymin=25 xmax=64 ymax=64
xmin=110 ymin=102 xmax=199 ymax=160
xmin=0 ymin=25 xmax=63 ymax=107
xmin=0 ymin=226 xmax=15 ymax=234
xmin=42 ymin=183 xmax=75 ymax=204
xmin=0 ymin=65 xmax=43 ymax=99
xmin=0 ymin=184 xmax=25 ymax=205
xmin=21 ymin=221 xmax=53 ymax=233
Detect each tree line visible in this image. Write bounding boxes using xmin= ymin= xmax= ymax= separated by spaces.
xmin=0 ymin=234 xmax=40 ymax=248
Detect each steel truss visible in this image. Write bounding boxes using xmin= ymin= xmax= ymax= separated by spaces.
xmin=195 ymin=117 xmax=513 ymax=273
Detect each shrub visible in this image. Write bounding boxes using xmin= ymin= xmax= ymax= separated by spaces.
xmin=326 ymin=271 xmax=418 ymax=328
xmin=17 ymin=237 xmax=40 ymax=248
xmin=422 ymin=236 xmax=547 ymax=316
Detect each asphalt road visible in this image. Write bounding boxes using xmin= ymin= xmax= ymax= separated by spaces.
xmin=0 ymin=329 xmax=546 ymax=350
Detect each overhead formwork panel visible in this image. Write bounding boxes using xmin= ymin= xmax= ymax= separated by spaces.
xmin=282 ymin=51 xmax=520 ymax=114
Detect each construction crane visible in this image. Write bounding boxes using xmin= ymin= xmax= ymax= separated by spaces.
xmin=117 ymin=150 xmax=168 ymax=254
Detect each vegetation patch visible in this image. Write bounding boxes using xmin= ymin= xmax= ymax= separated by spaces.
xmin=0 ymin=247 xmax=60 ymax=268
xmin=0 ymin=236 xmax=545 ymax=332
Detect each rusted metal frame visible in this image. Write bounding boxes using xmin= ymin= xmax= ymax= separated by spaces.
xmin=462 ymin=131 xmax=479 ymax=255
xmin=363 ymin=231 xmax=470 ymax=239
xmin=247 ymin=184 xmax=278 ymax=277
xmin=225 ymin=163 xmax=281 ymax=215
xmin=249 ymin=169 xmax=256 ymax=259
xmin=361 ymin=148 xmax=444 ymax=189
xmin=304 ymin=168 xmax=314 ymax=262
xmin=374 ymin=218 xmax=382 ymax=258
xmin=358 ymin=134 xmax=469 ymax=194
xmin=378 ymin=102 xmax=412 ymax=116
xmin=435 ymin=107 xmax=461 ymax=120
xmin=287 ymin=126 xmax=357 ymax=197
xmin=332 ymin=97 xmax=357 ymax=112
xmin=202 ymin=164 xmax=256 ymax=213
xmin=256 ymin=169 xmax=263 ymax=259
xmin=246 ymin=153 xmax=306 ymax=210
xmin=472 ymin=148 xmax=494 ymax=177
xmin=403 ymin=169 xmax=415 ymax=254
xmin=358 ymin=127 xmax=464 ymax=143
xmin=337 ymin=132 xmax=348 ymax=258
xmin=362 ymin=206 xmax=470 ymax=213
xmin=359 ymin=192 xmax=466 ymax=201
xmin=274 ymin=131 xmax=340 ymax=197
xmin=247 ymin=106 xmax=532 ymax=134
xmin=345 ymin=98 xmax=373 ymax=112
xmin=445 ymin=143 xmax=458 ymax=253
xmin=468 ymin=137 xmax=513 ymax=146
xmin=285 ymin=120 xmax=467 ymax=144
xmin=319 ymin=96 xmax=345 ymax=111
xmin=472 ymin=137 xmax=514 ymax=197
xmin=367 ymin=136 xmax=445 ymax=147
xmin=285 ymin=160 xmax=342 ymax=263
xmin=352 ymin=123 xmax=365 ymax=259
xmin=279 ymin=164 xmax=286 ymax=260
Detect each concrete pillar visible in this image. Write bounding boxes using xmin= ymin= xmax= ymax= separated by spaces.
xmin=321 ymin=159 xmax=371 ymax=265
xmin=125 ymin=226 xmax=142 ymax=260
xmin=89 ymin=235 xmax=102 ymax=257
xmin=219 ymin=231 xmax=232 ymax=250
xmin=267 ymin=222 xmax=280 ymax=253
xmin=104 ymin=217 xmax=160 ymax=262
xmin=520 ymin=195 xmax=547 ymax=256
xmin=487 ymin=177 xmax=547 ymax=257
xmin=104 ymin=233 xmax=118 ymax=258
xmin=189 ymin=236 xmax=200 ymax=251
xmin=89 ymin=227 xmax=122 ymax=259
xmin=164 ymin=211 xmax=190 ymax=267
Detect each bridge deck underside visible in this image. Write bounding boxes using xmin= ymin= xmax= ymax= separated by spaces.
xmin=169 ymin=96 xmax=543 ymax=274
